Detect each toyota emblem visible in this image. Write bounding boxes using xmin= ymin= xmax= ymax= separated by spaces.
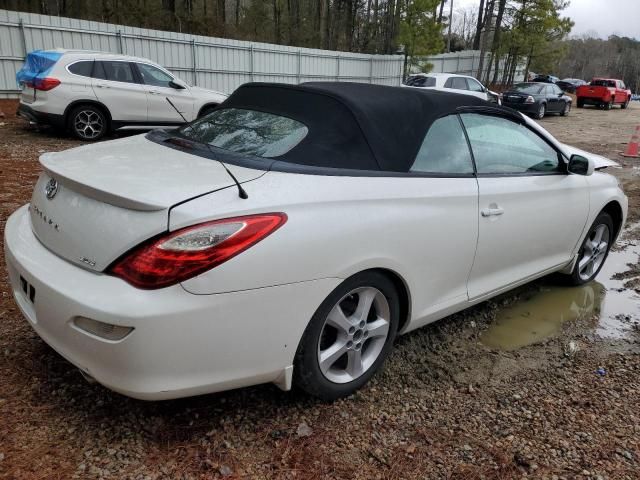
xmin=45 ymin=178 xmax=58 ymax=200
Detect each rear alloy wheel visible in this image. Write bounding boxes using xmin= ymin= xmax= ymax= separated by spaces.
xmin=604 ymin=100 xmax=613 ymax=110
xmin=577 ymin=99 xmax=584 ymax=108
xmin=69 ymin=105 xmax=107 ymax=141
xmin=536 ymin=103 xmax=546 ymax=119
xmin=563 ymin=213 xmax=613 ymax=286
xmin=560 ymin=102 xmax=571 ymax=116
xmin=294 ymin=271 xmax=399 ymax=401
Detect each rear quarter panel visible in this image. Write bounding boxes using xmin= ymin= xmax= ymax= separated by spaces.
xmin=170 ymin=171 xmax=480 ymax=326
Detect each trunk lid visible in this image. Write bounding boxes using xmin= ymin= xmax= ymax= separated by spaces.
xmin=31 ymin=134 xmax=264 ymax=272
xmin=502 ymin=92 xmax=528 ymax=104
xmin=576 ymin=85 xmax=612 ymax=99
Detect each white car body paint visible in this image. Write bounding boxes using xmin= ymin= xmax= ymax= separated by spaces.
xmin=4 ymin=111 xmax=628 ymax=400
xmin=402 ymin=72 xmax=495 ymax=102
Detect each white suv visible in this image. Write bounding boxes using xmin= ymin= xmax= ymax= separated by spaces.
xmin=16 ymin=49 xmax=227 ymax=140
xmin=403 ymin=73 xmax=501 ymax=104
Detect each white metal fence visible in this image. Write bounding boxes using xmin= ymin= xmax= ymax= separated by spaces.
xmin=0 ymin=9 xmax=404 ymax=98
xmin=413 ymin=50 xmax=526 ymax=83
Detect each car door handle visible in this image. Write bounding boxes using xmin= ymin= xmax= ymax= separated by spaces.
xmin=481 ymin=207 xmax=504 ymax=217
xmin=149 ymin=90 xmax=161 ymax=95
xmin=95 ymin=83 xmax=110 ymax=89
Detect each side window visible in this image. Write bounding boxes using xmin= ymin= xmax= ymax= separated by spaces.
xmin=98 ymin=61 xmax=136 ymax=83
xmin=460 ymin=113 xmax=561 ymax=174
xmin=466 ymin=78 xmax=484 ymax=92
xmin=136 ymin=63 xmax=174 ymax=88
xmin=552 ymin=85 xmax=563 ymax=95
xmin=410 ymin=115 xmax=474 ymax=174
xmin=68 ymin=60 xmax=93 ymax=77
xmin=446 ymin=77 xmax=468 ymax=90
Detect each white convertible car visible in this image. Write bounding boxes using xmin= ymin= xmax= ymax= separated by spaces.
xmin=4 ymin=82 xmax=627 ymax=401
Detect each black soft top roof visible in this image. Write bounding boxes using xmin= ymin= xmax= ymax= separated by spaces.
xmin=219 ymin=82 xmax=520 ymax=173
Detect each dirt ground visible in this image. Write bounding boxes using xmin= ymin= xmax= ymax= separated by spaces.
xmin=1 ymin=98 xmax=639 ymax=480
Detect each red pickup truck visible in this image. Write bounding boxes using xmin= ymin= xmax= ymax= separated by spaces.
xmin=576 ymin=78 xmax=631 ymax=109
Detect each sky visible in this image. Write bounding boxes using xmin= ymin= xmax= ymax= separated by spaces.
xmin=453 ymin=0 xmax=640 ymax=40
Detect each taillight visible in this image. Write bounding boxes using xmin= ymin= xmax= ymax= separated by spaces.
xmin=108 ymin=213 xmax=287 ymax=289
xmin=525 ymin=95 xmax=535 ymax=104
xmin=29 ymin=77 xmax=61 ymax=91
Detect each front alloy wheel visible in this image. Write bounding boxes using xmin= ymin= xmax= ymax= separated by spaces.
xmin=294 ymin=271 xmax=399 ymax=400
xmin=560 ymin=102 xmax=571 ymax=116
xmin=564 ymin=212 xmax=613 ymax=285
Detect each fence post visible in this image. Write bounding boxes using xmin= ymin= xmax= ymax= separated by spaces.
xmin=18 ymin=18 xmax=27 ymax=58
xmin=249 ymin=44 xmax=254 ymax=82
xmin=335 ymin=55 xmax=340 ymax=81
xmin=116 ymin=30 xmax=123 ymax=53
xmin=369 ymin=57 xmax=373 ymax=84
xmin=296 ymin=49 xmax=301 ymax=84
xmin=191 ymin=39 xmax=197 ymax=86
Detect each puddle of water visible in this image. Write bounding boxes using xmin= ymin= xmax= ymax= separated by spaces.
xmin=481 ymin=241 xmax=640 ymax=351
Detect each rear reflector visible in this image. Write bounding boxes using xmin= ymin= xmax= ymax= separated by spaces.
xmin=73 ymin=317 xmax=134 ymax=341
xmin=107 ymin=213 xmax=287 ymax=289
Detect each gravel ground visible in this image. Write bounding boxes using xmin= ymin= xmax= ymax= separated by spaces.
xmin=1 ymin=99 xmax=640 ymax=480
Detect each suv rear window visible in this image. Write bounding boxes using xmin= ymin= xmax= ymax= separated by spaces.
xmin=68 ymin=61 xmax=93 ymax=77
xmin=404 ymin=76 xmax=436 ymax=87
xmin=178 ymin=108 xmax=309 ymax=157
xmin=94 ymin=61 xmax=136 ymax=83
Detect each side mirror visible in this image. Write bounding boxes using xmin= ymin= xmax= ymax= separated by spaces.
xmin=169 ymin=79 xmax=186 ymax=90
xmin=558 ymin=92 xmax=564 ymax=97
xmin=568 ymin=154 xmax=594 ymax=176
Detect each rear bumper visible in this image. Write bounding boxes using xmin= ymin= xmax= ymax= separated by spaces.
xmin=5 ymin=205 xmax=339 ymax=400
xmin=17 ymin=103 xmax=65 ymax=129
xmin=577 ymin=96 xmax=611 ymax=105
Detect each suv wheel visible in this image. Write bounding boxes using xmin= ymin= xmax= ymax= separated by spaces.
xmin=294 ymin=271 xmax=400 ymax=401
xmin=68 ymin=105 xmax=107 ymax=141
xmin=560 ymin=102 xmax=571 ymax=116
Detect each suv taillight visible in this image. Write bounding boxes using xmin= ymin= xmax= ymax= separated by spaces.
xmin=27 ymin=77 xmax=61 ymax=91
xmin=107 ymin=213 xmax=287 ymax=289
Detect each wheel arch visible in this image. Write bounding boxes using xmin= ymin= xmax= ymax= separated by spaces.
xmin=364 ymin=267 xmax=412 ymax=334
xmin=601 ymin=200 xmax=624 ymax=241
xmin=197 ymin=103 xmax=219 ymax=118
xmin=64 ymin=100 xmax=112 ymax=126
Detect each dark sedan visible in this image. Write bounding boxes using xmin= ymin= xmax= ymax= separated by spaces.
xmin=501 ymin=82 xmax=572 ymax=119
xmin=556 ymin=78 xmax=587 ymax=94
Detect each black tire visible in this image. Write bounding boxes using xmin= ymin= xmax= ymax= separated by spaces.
xmin=562 ymin=212 xmax=614 ymax=286
xmin=621 ymin=98 xmax=630 ymax=109
xmin=577 ymin=98 xmax=584 ymax=108
xmin=294 ymin=271 xmax=400 ymax=401
xmin=536 ymin=103 xmax=546 ymax=119
xmin=197 ymin=104 xmax=218 ymax=118
xmin=604 ymin=100 xmax=613 ymax=110
xmin=560 ymin=101 xmax=571 ymax=116
xmin=68 ymin=105 xmax=108 ymax=141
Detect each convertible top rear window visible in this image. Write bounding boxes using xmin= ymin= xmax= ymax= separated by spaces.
xmin=179 ymin=108 xmax=308 ymax=158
